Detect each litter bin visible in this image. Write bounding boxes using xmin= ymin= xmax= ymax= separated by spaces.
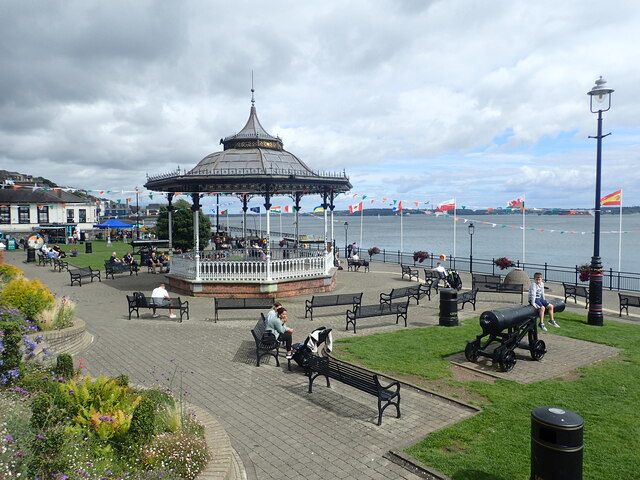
xmin=7 ymin=238 xmax=17 ymax=250
xmin=85 ymin=242 xmax=93 ymax=254
xmin=26 ymin=247 xmax=36 ymax=263
xmin=439 ymin=288 xmax=458 ymax=327
xmin=531 ymin=407 xmax=583 ymax=480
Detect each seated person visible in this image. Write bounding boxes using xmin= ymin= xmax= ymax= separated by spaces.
xmin=70 ymin=247 xmax=79 ymax=257
xmin=433 ymin=262 xmax=448 ymax=287
xmin=265 ymin=307 xmax=294 ymax=359
xmin=109 ymin=252 xmax=122 ymax=264
xmin=150 ymin=283 xmax=176 ymax=319
xmin=158 ymin=251 xmax=170 ymax=269
xmin=52 ymin=245 xmax=66 ymax=258
xmin=48 ymin=248 xmax=59 ymax=259
xmin=147 ymin=251 xmax=164 ymax=274
xmin=122 ymin=252 xmax=137 ymax=266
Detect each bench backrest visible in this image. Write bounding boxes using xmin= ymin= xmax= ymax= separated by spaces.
xmin=390 ymin=287 xmax=413 ymax=298
xmin=619 ymin=293 xmax=640 ymax=307
xmin=310 ymin=356 xmax=379 ymax=396
xmin=473 ymin=274 xmax=501 ymax=284
xmin=243 ymin=298 xmax=275 ymax=308
xmin=312 ymin=293 xmax=362 ymax=307
xmin=564 ymin=283 xmax=588 ymax=296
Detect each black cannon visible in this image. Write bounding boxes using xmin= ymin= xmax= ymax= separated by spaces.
xmin=464 ymin=298 xmax=565 ymax=372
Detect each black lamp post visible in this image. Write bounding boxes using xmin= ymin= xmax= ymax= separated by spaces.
xmin=587 ymin=76 xmax=614 ymax=327
xmin=468 ymin=222 xmax=474 ymax=274
xmin=343 ymin=221 xmax=349 ymax=258
xmin=135 ymin=186 xmax=140 ymax=240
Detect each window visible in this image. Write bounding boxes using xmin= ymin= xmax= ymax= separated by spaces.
xmin=79 ymin=208 xmax=87 ymax=223
xmin=67 ymin=209 xmax=74 ymax=223
xmin=37 ymin=205 xmax=49 ymax=224
xmin=18 ymin=206 xmax=30 ymax=224
xmin=0 ymin=206 xmax=9 ymax=224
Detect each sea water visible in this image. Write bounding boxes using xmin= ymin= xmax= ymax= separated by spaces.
xmin=220 ymin=213 xmax=640 ymax=273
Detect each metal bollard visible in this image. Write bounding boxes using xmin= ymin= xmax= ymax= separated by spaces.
xmin=531 ymin=407 xmax=583 ymax=480
xmin=439 ymin=288 xmax=458 ymax=326
xmin=85 ymin=242 xmax=93 ymax=254
xmin=26 ymin=247 xmax=36 ymax=263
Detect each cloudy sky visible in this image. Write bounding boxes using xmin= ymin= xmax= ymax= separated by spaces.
xmin=1 ymin=0 xmax=638 ymax=212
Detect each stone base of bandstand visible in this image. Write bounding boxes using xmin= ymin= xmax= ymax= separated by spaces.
xmin=165 ymin=271 xmax=337 ymax=298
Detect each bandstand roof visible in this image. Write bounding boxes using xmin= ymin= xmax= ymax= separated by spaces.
xmin=144 ymin=93 xmax=352 ymax=196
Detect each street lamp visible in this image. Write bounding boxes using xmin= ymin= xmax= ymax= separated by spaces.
xmin=587 ymin=76 xmax=614 ymax=327
xmin=343 ymin=222 xmax=349 ymax=258
xmin=468 ymin=222 xmax=475 ymax=274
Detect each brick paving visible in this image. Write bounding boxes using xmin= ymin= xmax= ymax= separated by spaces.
xmin=5 ymin=250 xmax=636 ymax=479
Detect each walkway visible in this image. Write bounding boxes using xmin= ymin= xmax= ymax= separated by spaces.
xmin=6 ymin=251 xmax=635 ymax=479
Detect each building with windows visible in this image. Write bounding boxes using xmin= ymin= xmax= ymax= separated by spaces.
xmin=0 ymin=188 xmax=98 ymax=241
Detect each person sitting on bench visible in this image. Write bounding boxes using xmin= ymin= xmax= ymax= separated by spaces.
xmin=151 ymin=283 xmax=176 ymax=319
xmin=433 ymin=262 xmax=447 ymax=287
xmin=122 ymin=252 xmax=137 ymax=266
xmin=147 ymin=252 xmax=164 ymax=274
xmin=109 ymin=251 xmax=122 ymax=264
xmin=266 ymin=306 xmax=294 ymax=359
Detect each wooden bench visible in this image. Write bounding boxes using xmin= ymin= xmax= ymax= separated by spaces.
xmin=400 ymin=264 xmax=419 ymax=281
xmin=457 ymin=288 xmax=479 ymax=311
xmin=380 ymin=284 xmax=433 ymax=306
xmin=307 ymin=355 xmax=401 ymax=426
xmin=345 ymin=299 xmax=409 ymax=333
xmin=472 ymin=274 xmax=523 ymax=303
xmin=69 ymin=267 xmax=101 ymax=287
xmin=52 ymin=257 xmax=69 ymax=272
xmin=104 ymin=260 xmax=139 ymax=279
xmin=619 ymin=293 xmax=640 ymax=317
xmin=250 ymin=317 xmax=281 ymax=367
xmin=347 ymin=258 xmax=369 ymax=272
xmin=305 ymin=293 xmax=363 ymax=321
xmin=126 ymin=292 xmax=189 ymax=322
xmin=562 ymin=283 xmax=589 ymax=309
xmin=213 ymin=297 xmax=275 ymax=323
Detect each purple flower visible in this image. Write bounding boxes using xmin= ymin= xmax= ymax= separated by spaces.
xmin=98 ymin=416 xmax=114 ymax=422
xmin=5 ymin=435 xmax=14 ymax=443
xmin=35 ymin=434 xmax=46 ymax=440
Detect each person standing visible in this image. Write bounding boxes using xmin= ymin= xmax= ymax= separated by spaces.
xmin=529 ymin=272 xmax=559 ymax=331
xmin=151 ymin=283 xmax=176 ymax=319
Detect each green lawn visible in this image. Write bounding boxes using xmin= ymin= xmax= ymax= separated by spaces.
xmin=333 ymin=313 xmax=640 ymax=480
xmin=61 ymin=240 xmax=136 ymax=269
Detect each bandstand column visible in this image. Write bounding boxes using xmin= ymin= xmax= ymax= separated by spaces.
xmin=241 ymin=194 xmax=249 ymax=256
xmin=191 ymin=193 xmax=201 ymax=281
xmin=167 ymin=193 xmax=175 ymax=256
xmin=322 ymin=188 xmax=329 ymax=245
xmin=329 ymin=190 xmax=336 ymax=249
xmin=294 ymin=192 xmax=302 ymax=254
xmin=264 ymin=190 xmax=272 ymax=281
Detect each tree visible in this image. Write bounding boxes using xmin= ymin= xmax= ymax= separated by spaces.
xmin=155 ymin=199 xmax=211 ymax=251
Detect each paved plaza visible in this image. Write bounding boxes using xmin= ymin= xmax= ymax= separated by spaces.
xmin=5 ymin=250 xmax=636 ymax=479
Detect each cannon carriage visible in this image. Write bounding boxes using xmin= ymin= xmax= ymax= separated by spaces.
xmin=464 ymin=298 xmax=565 ymax=372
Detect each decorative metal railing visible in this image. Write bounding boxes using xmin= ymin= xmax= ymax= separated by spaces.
xmin=169 ymin=251 xmax=332 ymax=282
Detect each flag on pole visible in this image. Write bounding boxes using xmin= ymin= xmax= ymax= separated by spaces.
xmin=349 ymin=202 xmax=363 ymax=214
xmin=284 ymin=205 xmax=291 ymax=213
xmin=507 ymin=197 xmax=525 ymax=209
xmin=250 ymin=207 xmax=260 ymax=213
xmin=601 ymin=190 xmax=621 ymax=206
xmin=392 ymin=201 xmax=403 ymax=212
xmin=313 ymin=205 xmax=325 ymax=213
xmin=270 ymin=206 xmax=282 ymax=213
xmin=436 ymin=199 xmax=455 ymax=212
xmin=221 ymin=210 xmax=228 ymax=215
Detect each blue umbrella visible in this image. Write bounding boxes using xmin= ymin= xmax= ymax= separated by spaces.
xmin=93 ymin=219 xmax=133 ymax=229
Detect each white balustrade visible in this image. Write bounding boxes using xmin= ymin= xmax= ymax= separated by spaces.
xmin=169 ymin=251 xmax=334 ymax=282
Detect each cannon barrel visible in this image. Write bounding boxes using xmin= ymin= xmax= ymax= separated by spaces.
xmin=480 ymin=298 xmax=565 ymax=334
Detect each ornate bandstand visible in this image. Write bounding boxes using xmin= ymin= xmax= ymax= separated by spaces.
xmin=144 ymin=90 xmax=352 ymax=297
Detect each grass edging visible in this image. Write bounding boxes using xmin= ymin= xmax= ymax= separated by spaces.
xmin=385 ymin=450 xmax=452 ymax=480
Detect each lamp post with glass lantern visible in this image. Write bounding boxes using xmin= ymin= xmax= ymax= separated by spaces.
xmin=468 ymin=222 xmax=474 ymax=274
xmin=587 ymin=76 xmax=614 ymax=327
xmin=343 ymin=221 xmax=349 ymax=258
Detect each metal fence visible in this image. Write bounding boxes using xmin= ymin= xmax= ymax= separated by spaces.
xmin=369 ymin=249 xmax=640 ymax=293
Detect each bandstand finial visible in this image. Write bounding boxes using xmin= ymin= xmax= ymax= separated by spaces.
xmin=251 ymin=70 xmax=255 ymax=107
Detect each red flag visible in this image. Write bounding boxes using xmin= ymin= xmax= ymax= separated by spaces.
xmin=507 ymin=197 xmax=524 ymax=209
xmin=436 ymin=199 xmax=455 ymax=212
xmin=600 ymin=190 xmax=621 ymax=206
xmin=349 ymin=202 xmax=363 ymax=214
xmin=392 ymin=201 xmax=403 ymax=212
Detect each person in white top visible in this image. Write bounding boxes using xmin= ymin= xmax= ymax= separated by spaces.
xmin=151 ymin=283 xmax=176 ymax=318
xmin=433 ymin=262 xmax=447 ymax=287
xmin=528 ymin=272 xmax=559 ymax=332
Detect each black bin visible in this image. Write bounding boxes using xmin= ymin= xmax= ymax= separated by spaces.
xmin=439 ymin=288 xmax=458 ymax=327
xmin=26 ymin=247 xmax=36 ymax=263
xmin=531 ymin=407 xmax=583 ymax=480
xmin=85 ymin=242 xmax=93 ymax=254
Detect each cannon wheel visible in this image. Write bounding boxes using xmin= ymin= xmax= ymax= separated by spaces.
xmin=464 ymin=340 xmax=480 ymax=362
xmin=499 ymin=350 xmax=516 ymax=372
xmin=530 ymin=339 xmax=547 ymax=361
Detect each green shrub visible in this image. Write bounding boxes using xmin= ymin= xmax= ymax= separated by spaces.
xmin=114 ymin=374 xmax=129 ymax=387
xmin=1 ymin=278 xmax=55 ymax=320
xmin=52 ymin=297 xmax=75 ymax=329
xmin=0 ymin=263 xmax=23 ymax=284
xmin=27 ymin=426 xmax=68 ymax=479
xmin=55 ymin=353 xmax=75 ymax=380
xmin=30 ymin=392 xmax=53 ymax=430
xmin=0 ymin=320 xmax=21 ymax=384
xmin=128 ymin=397 xmax=157 ymax=446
